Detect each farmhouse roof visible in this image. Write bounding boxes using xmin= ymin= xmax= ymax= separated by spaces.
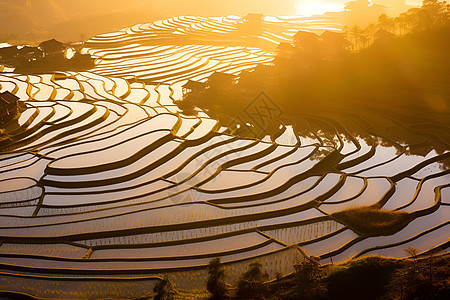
xmin=320 ymin=31 xmax=345 ymax=40
xmin=0 ymin=91 xmax=19 ymax=106
xmin=276 ymin=42 xmax=294 ymax=50
xmin=182 ymin=80 xmax=205 ymax=90
xmin=245 ymin=13 xmax=264 ymax=22
xmin=0 ymin=46 xmax=19 ymax=58
xmin=38 ymin=39 xmax=66 ymax=53
xmin=17 ymin=46 xmax=42 ymax=55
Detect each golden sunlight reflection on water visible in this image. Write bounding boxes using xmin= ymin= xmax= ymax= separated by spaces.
xmin=295 ymin=0 xmax=344 ymax=16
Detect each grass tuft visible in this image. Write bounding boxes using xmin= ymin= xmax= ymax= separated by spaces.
xmin=331 ymin=206 xmax=411 ymax=236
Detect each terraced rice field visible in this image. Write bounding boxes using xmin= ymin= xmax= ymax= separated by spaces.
xmin=0 ymin=15 xmax=449 ymax=299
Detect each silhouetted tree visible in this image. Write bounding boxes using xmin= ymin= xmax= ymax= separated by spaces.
xmin=378 ymin=13 xmax=396 ymax=33
xmin=236 ymin=261 xmax=268 ymax=300
xmin=350 ymin=25 xmax=363 ymax=50
xmin=364 ymin=23 xmax=376 ymax=44
xmin=386 ymin=247 xmax=439 ymax=299
xmin=419 ymin=0 xmax=450 ymax=29
xmin=207 ymin=258 xmax=227 ymax=300
xmin=285 ymin=255 xmax=326 ymax=300
xmin=153 ymin=276 xmax=175 ymax=300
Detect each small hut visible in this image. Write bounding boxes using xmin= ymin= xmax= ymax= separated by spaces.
xmin=17 ymin=46 xmax=44 ymax=62
xmin=320 ymin=31 xmax=346 ymax=43
xmin=182 ymin=80 xmax=205 ymax=96
xmin=276 ymin=42 xmax=295 ymax=58
xmin=0 ymin=91 xmax=20 ymax=124
xmin=38 ymin=39 xmax=66 ymax=57
xmin=293 ymin=30 xmax=320 ymax=50
xmin=0 ymin=46 xmax=19 ymax=60
xmin=320 ymin=31 xmax=349 ymax=60
xmin=241 ymin=13 xmax=264 ymax=34
xmin=206 ymin=72 xmax=235 ymax=89
xmin=375 ymin=29 xmax=396 ymax=41
xmin=245 ymin=13 xmax=263 ymax=23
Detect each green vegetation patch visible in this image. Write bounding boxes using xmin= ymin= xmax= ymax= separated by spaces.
xmin=327 ymin=256 xmax=400 ymax=300
xmin=331 ymin=206 xmax=411 ymax=236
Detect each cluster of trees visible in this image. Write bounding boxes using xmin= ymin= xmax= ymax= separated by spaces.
xmin=151 ymin=248 xmax=449 ymax=299
xmin=207 ymin=258 xmax=269 ymax=300
xmin=347 ymin=0 xmax=450 ymax=50
xmin=380 ymin=0 xmax=449 ymax=33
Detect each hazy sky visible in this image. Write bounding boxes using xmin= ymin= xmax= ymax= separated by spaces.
xmin=0 ymin=0 xmax=423 ymax=43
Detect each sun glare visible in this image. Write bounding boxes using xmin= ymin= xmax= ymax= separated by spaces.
xmin=295 ymin=0 xmax=345 ymax=17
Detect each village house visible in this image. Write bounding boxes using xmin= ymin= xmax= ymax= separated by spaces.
xmin=320 ymin=31 xmax=349 ymax=60
xmin=245 ymin=13 xmax=263 ymax=23
xmin=182 ymin=72 xmax=236 ymax=97
xmin=320 ymin=31 xmax=347 ymax=45
xmin=292 ymin=30 xmax=323 ymax=70
xmin=293 ymin=30 xmax=321 ymax=51
xmin=237 ymin=64 xmax=275 ymax=96
xmin=16 ymin=46 xmax=44 ymax=62
xmin=0 ymin=46 xmax=19 ymax=61
xmin=38 ymin=39 xmax=67 ymax=58
xmin=375 ymin=29 xmax=396 ymax=41
xmin=344 ymin=0 xmax=386 ymax=27
xmin=370 ymin=0 xmax=408 ymax=16
xmin=275 ymin=42 xmax=295 ymax=59
xmin=290 ymin=30 xmax=350 ymax=63
xmin=182 ymin=80 xmax=206 ymax=96
xmin=0 ymin=91 xmax=21 ymax=124
xmin=206 ymin=72 xmax=235 ymax=89
xmin=240 ymin=13 xmax=264 ymax=35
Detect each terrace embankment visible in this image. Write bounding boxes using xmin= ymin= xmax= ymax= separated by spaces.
xmin=0 ymin=8 xmax=449 ymax=298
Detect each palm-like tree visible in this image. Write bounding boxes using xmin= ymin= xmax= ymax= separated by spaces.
xmin=350 ymin=25 xmax=362 ymax=51
xmin=207 ymin=258 xmax=227 ymax=299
